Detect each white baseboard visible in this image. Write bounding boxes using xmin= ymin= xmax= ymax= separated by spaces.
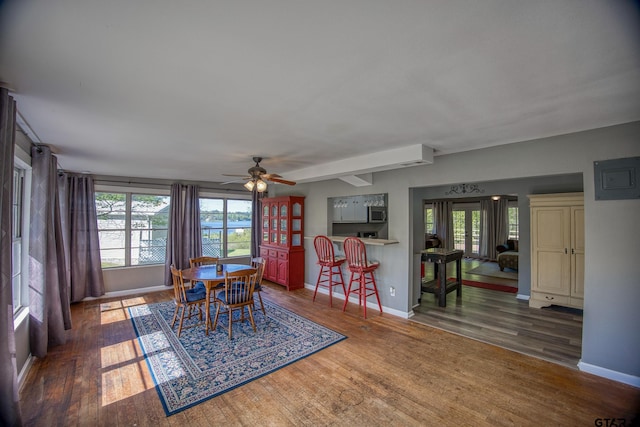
xmin=303 ymin=283 xmax=411 ymax=319
xmin=578 ymin=361 xmax=640 ymax=388
xmin=84 ymin=285 xmax=169 ymax=300
xmin=17 ymin=354 xmax=34 ymax=392
xmin=516 ymin=293 xmax=530 ymax=301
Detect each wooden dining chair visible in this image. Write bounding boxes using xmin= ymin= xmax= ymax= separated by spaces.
xmin=189 ymin=256 xmax=219 ymax=267
xmin=212 ymin=268 xmax=258 ymax=339
xmin=188 ymin=256 xmax=219 ymax=288
xmin=170 ymin=265 xmax=207 ymax=337
xmin=342 ymin=237 xmax=382 ymax=319
xmin=251 ymin=257 xmax=267 ymax=315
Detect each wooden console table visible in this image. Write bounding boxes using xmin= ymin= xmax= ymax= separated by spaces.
xmin=420 ymin=248 xmax=464 ymax=307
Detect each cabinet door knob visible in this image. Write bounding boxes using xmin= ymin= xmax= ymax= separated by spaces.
xmin=564 ymin=248 xmax=568 ymax=254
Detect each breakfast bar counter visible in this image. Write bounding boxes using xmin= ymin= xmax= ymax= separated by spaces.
xmin=305 ymin=235 xmax=399 ymax=246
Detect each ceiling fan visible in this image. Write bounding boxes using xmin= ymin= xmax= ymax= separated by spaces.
xmin=223 ymin=157 xmax=296 ymax=192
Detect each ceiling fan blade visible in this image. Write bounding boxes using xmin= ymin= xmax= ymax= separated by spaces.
xmin=267 ymin=177 xmax=296 ymax=186
xmin=222 ymin=173 xmax=251 ymax=178
xmin=262 ymin=173 xmax=282 ymax=179
xmin=221 ymin=178 xmax=248 ymax=185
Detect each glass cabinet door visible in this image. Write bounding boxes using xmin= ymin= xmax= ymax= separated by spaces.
xmin=292 ymin=202 xmax=302 ymax=217
xmin=280 ymin=204 xmax=287 ymax=217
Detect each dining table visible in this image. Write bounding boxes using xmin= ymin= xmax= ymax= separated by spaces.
xmin=181 ymin=263 xmax=255 ymax=335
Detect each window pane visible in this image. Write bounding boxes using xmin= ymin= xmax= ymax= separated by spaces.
xmin=96 ymin=192 xmax=126 ymax=268
xmin=424 ymin=205 xmax=434 ymax=234
xmin=131 ymin=194 xmax=170 ymax=265
xmin=508 ymin=206 xmax=519 ymax=240
xmin=12 ymin=168 xmax=24 ymax=313
xmin=201 ymin=198 xmax=224 ymax=257
xmin=227 ymin=199 xmax=252 ymax=258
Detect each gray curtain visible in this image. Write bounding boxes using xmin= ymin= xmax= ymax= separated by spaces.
xmin=58 ymin=173 xmax=105 ymax=302
xmin=0 ymin=88 xmax=22 ymax=426
xmin=433 ymin=200 xmax=454 ymax=249
xmin=251 ymin=190 xmax=264 ymax=258
xmin=495 ymin=198 xmax=509 ymax=252
xmin=480 ymin=198 xmax=509 ymax=260
xmin=165 ymin=184 xmax=201 ymax=285
xmin=29 ymin=145 xmax=72 ymax=358
xmin=182 ymin=184 xmax=201 ymax=262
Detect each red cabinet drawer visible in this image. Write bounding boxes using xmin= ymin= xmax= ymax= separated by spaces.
xmin=268 ymin=249 xmax=277 ymax=258
xmin=278 ymin=251 xmax=288 ymax=260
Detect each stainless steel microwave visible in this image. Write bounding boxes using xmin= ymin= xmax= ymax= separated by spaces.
xmin=368 ymin=206 xmax=387 ymax=223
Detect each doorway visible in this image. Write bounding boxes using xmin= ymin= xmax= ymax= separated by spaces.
xmin=452 ymin=203 xmax=480 ymax=257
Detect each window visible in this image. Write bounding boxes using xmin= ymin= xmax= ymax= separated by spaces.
xmin=508 ymin=203 xmax=519 ymax=240
xmin=424 ymin=203 xmax=434 ymax=234
xmin=12 ymin=167 xmax=25 ymax=313
xmin=96 ymin=192 xmax=170 ymax=268
xmin=200 ymin=198 xmax=252 ymax=258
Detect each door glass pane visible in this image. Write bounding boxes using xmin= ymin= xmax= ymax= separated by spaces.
xmin=471 ymin=209 xmax=480 ymax=255
xmin=453 ymin=210 xmax=465 ymax=251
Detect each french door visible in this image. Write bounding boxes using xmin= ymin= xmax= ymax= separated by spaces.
xmin=452 ymin=204 xmax=480 ymax=257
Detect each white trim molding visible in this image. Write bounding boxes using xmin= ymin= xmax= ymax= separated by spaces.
xmin=578 ymin=360 xmax=640 ymax=388
xmin=303 ymin=283 xmax=411 ymax=319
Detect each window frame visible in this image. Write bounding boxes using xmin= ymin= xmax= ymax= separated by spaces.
xmin=12 ymin=157 xmax=31 ymax=317
xmin=507 ymin=201 xmax=519 ymax=240
xmin=95 ymin=187 xmax=171 ymax=269
xmin=95 ymin=185 xmax=253 ymax=268
xmin=199 ymin=197 xmax=252 ymax=259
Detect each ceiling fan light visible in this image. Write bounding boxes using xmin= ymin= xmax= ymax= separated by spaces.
xmin=244 ymin=180 xmax=256 ymax=191
xmin=256 ymin=179 xmax=268 ymax=192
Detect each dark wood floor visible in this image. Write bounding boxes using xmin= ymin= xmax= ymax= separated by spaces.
xmin=412 ymin=259 xmax=583 ymax=368
xmin=18 ymin=279 xmax=639 ymax=426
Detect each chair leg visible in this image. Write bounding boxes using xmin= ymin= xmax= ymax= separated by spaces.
xmin=228 ymin=307 xmax=233 ymax=339
xmin=313 ymin=266 xmax=325 ymax=302
xmin=213 ymin=304 xmax=221 ymax=331
xmin=336 ymin=267 xmax=346 ymax=295
xmin=177 ymin=306 xmax=186 ymax=337
xmin=343 ymin=271 xmax=356 ymax=312
xmin=369 ymin=272 xmax=382 ymax=313
xmin=359 ymin=274 xmax=367 ymax=319
xmin=247 ymin=306 xmax=257 ymax=333
xmin=171 ymin=305 xmax=179 ymax=328
xmin=256 ymin=290 xmax=266 ymax=315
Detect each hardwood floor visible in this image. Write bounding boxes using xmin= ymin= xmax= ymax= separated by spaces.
xmin=19 ymin=280 xmax=639 ymax=426
xmin=412 ymin=259 xmax=583 ymax=368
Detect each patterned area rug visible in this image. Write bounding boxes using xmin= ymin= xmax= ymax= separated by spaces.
xmin=467 ymin=262 xmax=518 ymax=280
xmin=128 ymin=300 xmax=346 ymax=416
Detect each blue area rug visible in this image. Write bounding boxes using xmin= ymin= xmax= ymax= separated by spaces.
xmin=128 ymin=300 xmax=346 ymax=416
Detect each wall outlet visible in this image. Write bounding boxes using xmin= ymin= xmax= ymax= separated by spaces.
xmin=390 ymin=286 xmax=395 ymax=297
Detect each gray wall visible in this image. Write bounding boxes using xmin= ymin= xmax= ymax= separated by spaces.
xmin=271 ymin=121 xmax=640 ymax=384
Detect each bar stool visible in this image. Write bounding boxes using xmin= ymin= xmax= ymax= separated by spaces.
xmin=313 ymin=235 xmax=346 ymax=307
xmin=342 ymin=237 xmax=382 ymax=319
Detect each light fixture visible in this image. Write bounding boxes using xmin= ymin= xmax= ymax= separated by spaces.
xmin=491 ymin=195 xmax=501 ymax=201
xmin=255 ymin=179 xmax=268 ymax=192
xmin=244 ymin=178 xmax=268 ymax=192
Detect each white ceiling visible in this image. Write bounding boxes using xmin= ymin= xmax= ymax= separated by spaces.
xmin=1 ymin=1 xmax=639 ymax=184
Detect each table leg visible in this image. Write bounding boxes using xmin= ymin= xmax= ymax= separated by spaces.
xmin=456 ymin=258 xmax=462 ymax=298
xmin=205 ymin=283 xmax=211 ymax=335
xmin=438 ymin=262 xmax=446 ymax=307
